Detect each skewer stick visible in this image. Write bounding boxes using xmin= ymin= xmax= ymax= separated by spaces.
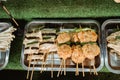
xmin=26 ymin=47 xmax=32 ymax=79
xmin=43 ymin=49 xmax=50 ymax=72
xmin=75 ymin=63 xmax=79 ymax=76
xmin=117 ymin=25 xmax=119 ymax=30
xmin=93 ymin=64 xmax=98 ymax=75
xmin=79 ymin=24 xmax=82 ymax=29
xmin=57 ymin=59 xmax=63 ymax=77
xmin=0 ymin=2 xmax=19 ymax=26
xmin=43 ymin=61 xmax=47 ymax=72
xmin=30 ymin=59 xmax=36 ymax=80
xmin=91 ymin=59 xmax=98 ymax=75
xmin=90 ymin=59 xmax=94 ymax=75
xmin=51 ymin=52 xmax=54 ymax=78
xmin=60 ymin=61 xmax=63 ymax=75
xmin=40 ymin=50 xmax=46 ymax=73
xmin=93 ymin=65 xmax=96 ymax=75
xmin=63 ymin=59 xmax=66 ymax=76
xmin=82 ymin=62 xmax=85 ymax=77
xmin=89 ymin=65 xmax=92 ymax=75
xmin=40 ymin=57 xmax=45 ymax=73
xmin=26 ymin=54 xmax=31 ymax=79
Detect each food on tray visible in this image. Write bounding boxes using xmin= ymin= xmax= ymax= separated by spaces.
xmin=24 ymin=48 xmax=39 ymax=54
xmin=77 ymin=29 xmax=97 ymax=43
xmin=27 ymin=55 xmax=44 ymax=61
xmin=71 ymin=45 xmax=85 ymax=76
xmin=82 ymin=43 xmax=100 ymax=75
xmin=57 ymin=44 xmax=72 ymax=77
xmin=56 ymin=32 xmax=71 ymax=44
xmin=107 ymin=31 xmax=120 ymax=56
xmin=56 ymin=27 xmax=100 ymax=76
xmin=42 ymin=36 xmax=56 ymax=42
xmin=24 ymin=30 xmax=43 ymax=80
xmin=71 ymin=32 xmax=79 ymax=42
xmin=107 ymin=31 xmax=120 ymax=43
xmin=57 ymin=44 xmax=72 ymax=60
xmin=24 ymin=23 xmax=100 ymax=79
xmin=0 ymin=26 xmax=16 ymax=51
xmin=39 ymin=43 xmax=57 ymax=53
xmin=41 ymin=29 xmax=56 ymax=34
xmin=82 ymin=43 xmax=100 ymax=60
xmin=25 ymin=31 xmax=43 ymax=40
xmin=24 ymin=28 xmax=57 ymax=79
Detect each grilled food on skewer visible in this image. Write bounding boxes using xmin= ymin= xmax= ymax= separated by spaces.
xmin=41 ymin=29 xmax=56 ymax=34
xmin=110 ymin=49 xmax=120 ymax=56
xmin=23 ymin=30 xmax=43 ymax=80
xmin=78 ymin=29 xmax=97 ymax=43
xmin=107 ymin=31 xmax=120 ymax=58
xmin=107 ymin=43 xmax=120 ymax=55
xmin=107 ymin=31 xmax=120 ymax=43
xmin=25 ymin=31 xmax=42 ymax=38
xmin=24 ymin=28 xmax=57 ymax=78
xmin=71 ymin=45 xmax=85 ymax=77
xmin=82 ymin=43 xmax=100 ymax=75
xmin=70 ymin=32 xmax=79 ymax=42
xmin=42 ymin=36 xmax=56 ymax=43
xmin=0 ymin=26 xmax=16 ymax=51
xmin=39 ymin=43 xmax=57 ymax=53
xmin=23 ymin=38 xmax=40 ymax=45
xmin=39 ymin=43 xmax=57 ymax=74
xmin=57 ymin=32 xmax=71 ymax=44
xmin=0 ymin=27 xmax=16 ymax=34
xmin=57 ymin=44 xmax=72 ymax=76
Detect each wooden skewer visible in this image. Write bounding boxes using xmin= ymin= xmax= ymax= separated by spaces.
xmin=82 ymin=62 xmax=85 ymax=77
xmin=43 ymin=61 xmax=47 ymax=72
xmin=57 ymin=59 xmax=63 ymax=77
xmin=92 ymin=61 xmax=95 ymax=75
xmin=75 ymin=63 xmax=79 ymax=76
xmin=40 ymin=58 xmax=45 ymax=73
xmin=0 ymin=2 xmax=19 ymax=26
xmin=117 ymin=25 xmax=119 ymax=30
xmin=93 ymin=64 xmax=98 ymax=75
xmin=63 ymin=59 xmax=66 ymax=76
xmin=51 ymin=52 xmax=54 ymax=78
xmin=60 ymin=59 xmax=64 ymax=75
xmin=91 ymin=59 xmax=98 ymax=75
xmin=40 ymin=51 xmax=46 ymax=73
xmin=40 ymin=49 xmax=49 ymax=73
xmin=79 ymin=24 xmax=82 ymax=29
xmin=89 ymin=65 xmax=92 ymax=75
xmin=43 ymin=49 xmax=50 ymax=72
xmin=26 ymin=47 xmax=32 ymax=79
xmin=30 ymin=59 xmax=36 ymax=80
xmin=26 ymin=54 xmax=31 ymax=79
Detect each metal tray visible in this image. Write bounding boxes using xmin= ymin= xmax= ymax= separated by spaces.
xmin=102 ymin=19 xmax=120 ymax=74
xmin=21 ymin=20 xmax=104 ymax=72
xmin=0 ymin=22 xmax=11 ymax=70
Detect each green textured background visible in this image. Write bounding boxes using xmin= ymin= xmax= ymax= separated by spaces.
xmin=0 ymin=0 xmax=120 ymax=19
xmin=0 ymin=0 xmax=120 ymax=79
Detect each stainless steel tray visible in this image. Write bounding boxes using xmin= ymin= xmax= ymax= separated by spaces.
xmin=21 ymin=20 xmax=104 ymax=72
xmin=0 ymin=22 xmax=11 ymax=70
xmin=102 ymin=19 xmax=120 ymax=74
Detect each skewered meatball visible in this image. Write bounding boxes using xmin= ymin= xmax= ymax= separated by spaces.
xmin=57 ymin=44 xmax=72 ymax=59
xmin=57 ymin=32 xmax=71 ymax=44
xmin=82 ymin=43 xmax=100 ymax=60
xmin=71 ymin=32 xmax=79 ymax=42
xmin=71 ymin=45 xmax=85 ymax=64
xmin=78 ymin=30 xmax=97 ymax=43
